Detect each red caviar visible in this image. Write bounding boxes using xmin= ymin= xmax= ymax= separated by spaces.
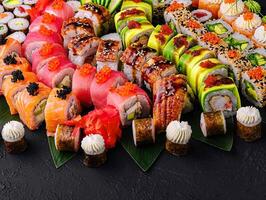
xmin=120 ymin=9 xmax=144 ymax=20
xmin=187 ymin=19 xmax=201 ymax=29
xmin=227 ymin=50 xmax=239 ymax=58
xmin=79 ymin=64 xmax=94 ymax=76
xmin=155 ymin=33 xmax=166 ymax=44
xmin=132 ymin=0 xmax=142 ymax=2
xmin=42 ymin=13 xmax=55 ymax=23
xmin=128 ymin=20 xmax=141 ymax=29
xmin=193 ymin=12 xmax=207 ymax=19
xmin=204 ymin=75 xmax=217 ymax=87
xmin=166 ymin=2 xmax=184 ymax=12
xmin=174 ymin=36 xmax=189 ymax=48
xmin=200 ymin=60 xmax=216 ymax=68
xmin=18 ymin=6 xmax=26 ymax=13
xmin=243 ymin=12 xmax=254 ymax=21
xmin=110 ymin=82 xmax=137 ymax=97
xmin=202 ymin=32 xmax=221 ymax=45
xmin=48 ymin=58 xmax=60 ymax=71
xmin=95 ymin=66 xmax=112 ymax=84
xmin=160 ymin=24 xmax=173 ymax=35
xmin=40 ymin=43 xmax=53 ymax=56
xmin=247 ymin=66 xmax=264 ymax=80
xmin=52 ymin=0 xmax=64 ymax=10
xmin=39 ymin=25 xmax=53 ymax=36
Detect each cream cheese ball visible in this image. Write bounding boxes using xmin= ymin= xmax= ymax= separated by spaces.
xmin=81 ymin=134 xmax=105 ymax=155
xmin=1 ymin=120 xmax=25 ymax=142
xmin=166 ymin=120 xmax=192 ymax=145
xmin=236 ymin=106 xmax=261 ymax=127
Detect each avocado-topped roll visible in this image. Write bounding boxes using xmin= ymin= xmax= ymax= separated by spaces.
xmin=114 ymin=8 xmax=147 ymax=33
xmin=199 ymin=75 xmax=241 ymax=117
xmin=142 ymin=55 xmax=176 ymax=91
xmin=241 ymin=66 xmax=266 ymax=108
xmin=121 ymin=0 xmax=152 ymax=22
xmin=14 ymin=82 xmax=51 ymax=130
xmin=179 ymin=45 xmax=215 ymax=74
xmin=163 ymin=34 xmax=196 ymax=65
xmin=147 ymin=24 xmax=174 ymax=54
xmin=188 ymin=58 xmax=228 ymax=94
xmin=205 ymin=19 xmax=233 ymax=38
xmin=224 ymin=32 xmax=253 ymax=53
xmin=75 ymin=3 xmax=110 ymax=36
xmin=246 ymin=48 xmax=266 ymax=67
xmin=121 ymin=43 xmax=157 ymax=86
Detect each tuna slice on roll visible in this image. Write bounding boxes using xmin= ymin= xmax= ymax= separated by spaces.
xmin=45 ymin=0 xmax=74 ymax=21
xmin=107 ymin=82 xmax=151 ymax=126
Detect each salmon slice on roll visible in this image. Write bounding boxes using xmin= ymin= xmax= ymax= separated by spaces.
xmin=45 ymin=0 xmax=74 ymax=21
xmin=0 ymin=38 xmax=22 ymax=58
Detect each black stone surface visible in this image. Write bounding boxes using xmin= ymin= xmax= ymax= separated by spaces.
xmin=0 ymin=2 xmax=266 ymax=200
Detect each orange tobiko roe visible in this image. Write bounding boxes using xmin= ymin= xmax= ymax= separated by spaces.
xmin=247 ymin=67 xmax=264 ymax=80
xmin=52 ymin=0 xmax=64 ymax=10
xmin=39 ymin=25 xmax=53 ymax=36
xmin=227 ymin=50 xmax=239 ymax=59
xmin=243 ymin=12 xmax=254 ymax=21
xmin=95 ymin=66 xmax=112 ymax=84
xmin=79 ymin=64 xmax=94 ymax=76
xmin=187 ymin=19 xmax=202 ymax=29
xmin=110 ymin=82 xmax=137 ymax=97
xmin=42 ymin=13 xmax=55 ymax=23
xmin=40 ymin=43 xmax=53 ymax=56
xmin=166 ymin=2 xmax=184 ymax=12
xmin=224 ymin=0 xmax=236 ymax=3
xmin=202 ymin=32 xmax=221 ymax=45
xmin=48 ymin=58 xmax=60 ymax=71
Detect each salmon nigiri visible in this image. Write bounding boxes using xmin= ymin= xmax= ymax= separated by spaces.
xmin=14 ymin=82 xmax=51 ymax=130
xmin=45 ymin=86 xmax=81 ymax=136
xmin=2 ymin=70 xmax=38 ymax=115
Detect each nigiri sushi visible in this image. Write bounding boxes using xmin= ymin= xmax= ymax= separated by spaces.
xmin=45 ymin=0 xmax=74 ymax=21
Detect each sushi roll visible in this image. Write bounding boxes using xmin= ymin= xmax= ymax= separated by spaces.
xmin=218 ymin=0 xmax=245 ymax=24
xmin=66 ymin=0 xmax=81 ymax=13
xmin=232 ymin=12 xmax=262 ymax=38
xmin=90 ymin=66 xmax=127 ymax=109
xmin=163 ymin=34 xmax=196 ymax=65
xmin=6 ymin=31 xmax=26 ymax=43
xmin=132 ymin=118 xmax=155 ymax=147
xmin=2 ymin=70 xmax=38 ymax=115
xmin=55 ymin=125 xmax=81 ymax=152
xmin=191 ymin=9 xmax=212 ymax=23
xmin=252 ymin=25 xmax=266 ymax=48
xmin=1 ymin=121 xmax=27 ymax=154
xmin=107 ymin=82 xmax=151 ymax=126
xmin=61 ymin=17 xmax=95 ymax=48
xmin=179 ymin=45 xmax=215 ymax=74
xmin=45 ymin=0 xmax=75 ymax=21
xmin=13 ymin=5 xmax=31 ymax=18
xmin=147 ymin=24 xmax=174 ymax=54
xmin=141 ymin=55 xmax=177 ymax=91
xmin=0 ymin=5 xmax=4 ymax=13
xmin=153 ymin=75 xmax=189 ymax=132
xmin=0 ymin=23 xmax=8 ymax=39
xmin=72 ymin=64 xmax=96 ymax=107
xmin=95 ymin=39 xmax=121 ymax=71
xmin=14 ymin=82 xmax=51 ymax=130
xmin=68 ymin=34 xmax=100 ymax=66
xmin=81 ymin=134 xmax=107 ymax=167
xmin=200 ymin=111 xmax=226 ymax=137
xmin=171 ymin=0 xmax=193 ymax=9
xmin=0 ymin=38 xmax=22 ymax=59
xmin=2 ymin=0 xmax=23 ymax=11
xmin=101 ymin=33 xmax=122 ymax=45
xmin=23 ymin=0 xmax=37 ymax=6
xmin=121 ymin=43 xmax=157 ymax=86
xmin=0 ymin=12 xmax=14 ymax=24
xmin=224 ymin=32 xmax=253 ymax=53
xmin=179 ymin=18 xmax=206 ymax=39
xmin=241 ymin=66 xmax=266 ymax=108
xmin=45 ymin=86 xmax=81 ymax=136
xmin=75 ymin=3 xmax=110 ymax=36
xmin=236 ymin=106 xmax=262 ymax=142
xmin=205 ymin=19 xmax=233 ymax=38
xmin=8 ymin=18 xmax=29 ymax=33
xmin=198 ymin=0 xmax=221 ymax=18
xmin=199 ymin=75 xmax=241 ymax=117
xmin=165 ymin=121 xmax=192 ymax=156
xmin=246 ymin=48 xmax=266 ymax=67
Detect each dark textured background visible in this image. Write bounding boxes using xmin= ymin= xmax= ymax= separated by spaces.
xmin=0 ymin=2 xmax=266 ymax=200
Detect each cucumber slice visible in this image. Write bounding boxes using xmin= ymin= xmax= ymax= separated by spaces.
xmin=244 ymin=80 xmax=258 ymax=101
xmin=108 ymin=0 xmax=123 ymax=14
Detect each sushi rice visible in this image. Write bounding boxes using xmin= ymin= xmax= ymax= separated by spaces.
xmin=2 ymin=0 xmax=23 ymax=11
xmin=13 ymin=5 xmax=31 ymax=18
xmin=0 ymin=5 xmax=4 ymax=13
xmin=23 ymin=0 xmax=37 ymax=6
xmin=8 ymin=18 xmax=29 ymax=32
xmin=0 ymin=23 xmax=8 ymax=38
xmin=6 ymin=31 xmax=26 ymax=43
xmin=191 ymin=9 xmax=212 ymax=23
xmin=0 ymin=12 xmax=14 ymax=24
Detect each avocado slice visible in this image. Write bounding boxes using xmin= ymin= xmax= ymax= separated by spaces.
xmin=247 ymin=53 xmax=266 ymax=66
xmin=244 ymin=80 xmax=258 ymax=101
xmin=34 ymin=100 xmax=47 ymax=116
xmin=206 ymin=23 xmax=228 ymax=35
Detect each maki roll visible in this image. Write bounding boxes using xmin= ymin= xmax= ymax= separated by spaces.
xmin=191 ymin=9 xmax=212 ymax=23
xmin=23 ymin=0 xmax=37 ymax=6
xmin=0 ymin=5 xmax=4 ymax=13
xmin=252 ymin=25 xmax=266 ymax=48
xmin=132 ymin=118 xmax=155 ymax=147
xmin=236 ymin=106 xmax=262 ymax=142
xmin=75 ymin=3 xmax=110 ymax=36
xmin=246 ymin=48 xmax=266 ymax=67
xmin=218 ymin=0 xmax=245 ymax=24
xmin=14 ymin=82 xmax=51 ymax=130
xmin=198 ymin=32 xmax=228 ymax=53
xmin=141 ymin=55 xmax=177 ymax=91
xmin=72 ymin=64 xmax=96 ymax=107
xmin=61 ymin=17 xmax=95 ymax=48
xmin=95 ymin=39 xmax=121 ymax=71
xmin=107 ymin=82 xmax=151 ymax=126
xmin=121 ymin=43 xmax=157 ymax=86
xmin=45 ymin=86 xmax=81 ymax=136
xmin=2 ymin=0 xmax=23 ymax=11
xmin=199 ymin=75 xmax=241 ymax=117
xmin=66 ymin=0 xmax=81 ymax=13
xmin=6 ymin=31 xmax=26 ymax=43
xmin=241 ymin=67 xmax=266 ymax=108
xmin=224 ymin=32 xmax=253 ymax=53
xmin=198 ymin=0 xmax=221 ymax=18
xmin=165 ymin=121 xmax=192 ymax=156
xmin=163 ymin=34 xmax=196 ymax=65
xmin=8 ymin=18 xmax=29 ymax=33
xmin=13 ymin=5 xmax=31 ymax=18
xmin=90 ymin=66 xmax=127 ymax=109
xmin=55 ymin=125 xmax=81 ymax=152
xmin=2 ymin=70 xmax=38 ymax=115
xmin=0 ymin=12 xmax=14 ymax=24
xmin=45 ymin=0 xmax=75 ymax=21
xmin=0 ymin=23 xmax=8 ymax=39
xmin=205 ymin=19 xmax=233 ymax=38
xmin=68 ymin=34 xmax=100 ymax=66
xmin=0 ymin=38 xmax=22 ymax=59
xmin=179 ymin=45 xmax=215 ymax=74
xmin=153 ymin=75 xmax=188 ymax=132
xmin=147 ymin=24 xmax=174 ymax=54
xmin=179 ymin=18 xmax=206 ymax=39
xmin=200 ymin=111 xmax=226 ymax=137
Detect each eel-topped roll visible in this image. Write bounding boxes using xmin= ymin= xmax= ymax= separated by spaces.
xmin=14 ymin=82 xmax=51 ymax=130
xmin=236 ymin=106 xmax=262 ymax=142
xmin=166 ymin=120 xmax=192 ymax=156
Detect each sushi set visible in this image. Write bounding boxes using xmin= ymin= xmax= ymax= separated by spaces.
xmin=0 ymin=0 xmax=265 ymax=170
